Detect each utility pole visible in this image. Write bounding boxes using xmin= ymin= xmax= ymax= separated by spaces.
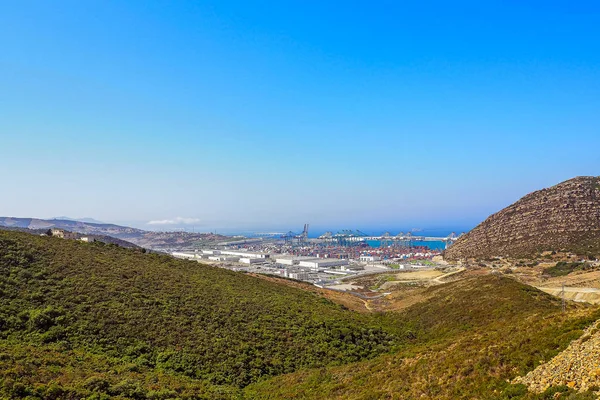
xmin=562 ymin=282 xmax=566 ymax=313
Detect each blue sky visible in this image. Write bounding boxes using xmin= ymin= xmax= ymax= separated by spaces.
xmin=1 ymin=1 xmax=599 ymax=233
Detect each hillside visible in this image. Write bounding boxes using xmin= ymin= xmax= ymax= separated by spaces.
xmin=0 ymin=230 xmax=400 ymax=398
xmin=444 ymin=176 xmax=600 ymax=260
xmin=1 ymin=230 xmax=599 ymax=399
xmin=246 ymin=275 xmax=600 ymax=399
xmin=0 ymin=217 xmax=230 ymax=250
xmin=515 ymin=319 xmax=600 ymax=393
xmin=0 ymin=225 xmax=142 ymax=249
xmin=0 ymin=217 xmax=144 ymax=237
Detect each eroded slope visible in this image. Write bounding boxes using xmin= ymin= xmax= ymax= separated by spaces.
xmin=445 ymin=176 xmax=600 ymax=260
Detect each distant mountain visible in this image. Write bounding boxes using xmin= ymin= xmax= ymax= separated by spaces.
xmin=444 ymin=176 xmax=600 ymax=260
xmin=0 ymin=217 xmax=229 ymax=250
xmin=51 ymin=216 xmax=107 ymax=224
xmin=0 ymin=225 xmax=141 ymax=249
xmin=0 ymin=217 xmax=144 ymax=236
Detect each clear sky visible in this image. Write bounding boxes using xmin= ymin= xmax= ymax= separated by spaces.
xmin=1 ymin=1 xmax=599 ymax=233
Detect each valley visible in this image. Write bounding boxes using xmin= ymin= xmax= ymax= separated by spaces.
xmin=4 ymin=1 xmax=599 ymax=396
xmin=1 ymin=177 xmax=600 ymax=399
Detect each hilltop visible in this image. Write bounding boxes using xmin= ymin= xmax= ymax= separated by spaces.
xmin=444 ymin=176 xmax=600 ymax=260
xmin=52 ymin=216 xmax=107 ymax=224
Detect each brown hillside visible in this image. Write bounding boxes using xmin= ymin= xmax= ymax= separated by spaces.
xmin=444 ymin=176 xmax=600 ymax=260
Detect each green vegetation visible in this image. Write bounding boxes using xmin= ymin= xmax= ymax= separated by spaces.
xmin=0 ymin=231 xmax=400 ymax=398
xmin=1 ymin=230 xmax=599 ymax=399
xmin=516 ymin=260 xmax=540 ymax=267
xmin=368 ymin=274 xmax=398 ymax=290
xmin=544 ymin=261 xmax=592 ymax=277
xmin=500 ymin=384 xmax=599 ymax=399
xmin=246 ymin=276 xmax=600 ymax=399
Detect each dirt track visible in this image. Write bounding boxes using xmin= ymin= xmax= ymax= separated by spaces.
xmin=536 ymin=286 xmax=600 ymax=304
xmin=543 ymin=270 xmax=600 ymax=289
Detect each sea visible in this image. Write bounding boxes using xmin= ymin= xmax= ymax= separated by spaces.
xmin=227 ymin=227 xmax=469 ymax=251
xmin=365 ymin=239 xmax=447 ymax=251
xmin=309 ymin=228 xmax=467 ymax=251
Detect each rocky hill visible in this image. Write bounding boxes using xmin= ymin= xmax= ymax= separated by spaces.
xmin=514 ymin=319 xmax=600 ymax=393
xmin=444 ymin=176 xmax=600 ymax=260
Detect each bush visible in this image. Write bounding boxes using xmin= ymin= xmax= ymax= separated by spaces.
xmin=543 ymin=262 xmax=589 ymax=277
xmin=27 ymin=307 xmax=64 ymax=332
xmin=501 ymin=383 xmax=528 ymax=398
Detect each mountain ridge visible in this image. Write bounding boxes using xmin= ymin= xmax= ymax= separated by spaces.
xmin=51 ymin=216 xmax=107 ymax=224
xmin=0 ymin=216 xmax=143 ymax=234
xmin=444 ymin=176 xmax=600 ymax=260
xmin=0 ymin=217 xmax=228 ymax=250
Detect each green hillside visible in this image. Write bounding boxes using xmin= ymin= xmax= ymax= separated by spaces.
xmin=245 ymin=276 xmax=600 ymax=399
xmin=0 ymin=231 xmax=399 ymax=399
xmin=1 ymin=230 xmax=599 ymax=399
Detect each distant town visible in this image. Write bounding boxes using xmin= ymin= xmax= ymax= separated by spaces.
xmin=171 ymin=224 xmax=461 ymax=288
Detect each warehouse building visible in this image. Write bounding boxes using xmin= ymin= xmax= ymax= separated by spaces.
xmin=208 ymin=256 xmax=240 ymax=262
xmin=359 ymin=255 xmax=381 ymax=262
xmin=287 ymin=271 xmax=310 ymax=280
xmin=220 ymin=250 xmax=270 ymax=259
xmin=239 ymin=257 xmax=265 ymax=264
xmin=274 ymin=256 xmax=314 ymax=266
xmin=297 ymin=258 xmax=349 ymax=270
xmin=172 ymin=252 xmax=200 ymax=260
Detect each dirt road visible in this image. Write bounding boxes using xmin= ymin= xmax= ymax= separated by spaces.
xmin=536 ymin=286 xmax=600 ymax=304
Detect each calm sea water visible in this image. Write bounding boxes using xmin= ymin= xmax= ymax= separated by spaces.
xmin=315 ymin=228 xmax=464 ymax=251
xmin=231 ymin=227 xmax=466 ymax=251
xmin=366 ymin=239 xmax=447 ymax=251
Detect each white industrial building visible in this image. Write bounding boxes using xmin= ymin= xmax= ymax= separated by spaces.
xmin=239 ymin=257 xmax=265 ymax=264
xmin=208 ymin=256 xmax=240 ymax=262
xmin=323 ymin=270 xmax=349 ymax=275
xmin=341 ymin=264 xmax=364 ymax=271
xmin=359 ymin=255 xmax=381 ymax=262
xmin=274 ymin=256 xmax=314 ymax=266
xmin=220 ymin=250 xmax=270 ymax=259
xmin=298 ymin=258 xmax=349 ymax=270
xmin=171 ymin=252 xmax=200 ymax=260
xmin=275 ymin=257 xmax=297 ymax=266
xmin=288 ymin=271 xmax=310 ymax=280
xmin=281 ymin=267 xmax=311 ymax=280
